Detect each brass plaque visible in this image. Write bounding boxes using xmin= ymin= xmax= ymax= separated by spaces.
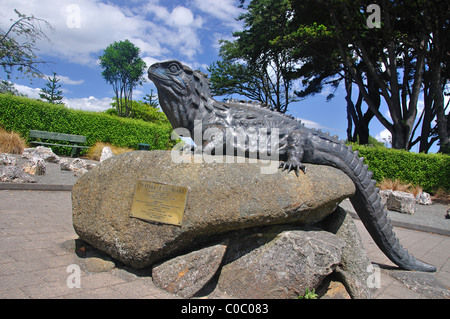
xmin=130 ymin=181 xmax=189 ymax=226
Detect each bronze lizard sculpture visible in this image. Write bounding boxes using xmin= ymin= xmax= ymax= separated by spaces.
xmin=148 ymin=60 xmax=436 ymax=272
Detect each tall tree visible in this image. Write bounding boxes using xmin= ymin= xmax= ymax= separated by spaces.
xmin=0 ymin=9 xmax=53 ymax=81
xmin=270 ymin=0 xmax=378 ymax=145
xmin=274 ymin=0 xmax=449 ymax=152
xmin=419 ymin=0 xmax=450 ymax=153
xmin=99 ymin=40 xmax=146 ymax=117
xmin=39 ymin=72 xmax=64 ymax=104
xmin=327 ymin=0 xmax=449 ymax=151
xmin=209 ymin=0 xmax=298 ymax=113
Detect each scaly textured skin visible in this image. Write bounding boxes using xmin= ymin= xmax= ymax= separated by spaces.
xmin=148 ymin=60 xmax=436 ymax=272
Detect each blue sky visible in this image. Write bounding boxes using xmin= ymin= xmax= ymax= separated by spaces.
xmin=0 ymin=0 xmax=441 ymax=152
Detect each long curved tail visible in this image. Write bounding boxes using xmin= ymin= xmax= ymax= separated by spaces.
xmin=312 ymin=141 xmax=436 ymax=272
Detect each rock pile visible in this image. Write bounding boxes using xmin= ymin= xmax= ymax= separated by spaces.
xmin=0 ymin=146 xmax=97 ymax=182
xmin=380 ymin=189 xmax=433 ymax=215
xmin=72 ymin=150 xmax=375 ymax=298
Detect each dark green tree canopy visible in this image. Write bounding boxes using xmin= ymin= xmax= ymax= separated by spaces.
xmin=99 ymin=39 xmax=146 ymax=117
xmin=226 ymin=0 xmax=449 ymax=153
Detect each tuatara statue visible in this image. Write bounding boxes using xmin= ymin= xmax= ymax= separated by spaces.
xmin=148 ymin=60 xmax=436 ymax=272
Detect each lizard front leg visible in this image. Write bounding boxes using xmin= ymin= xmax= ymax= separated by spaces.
xmin=279 ymin=130 xmax=308 ymax=176
xmin=197 ymin=126 xmax=226 ymax=156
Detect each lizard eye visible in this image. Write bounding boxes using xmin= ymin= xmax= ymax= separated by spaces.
xmin=168 ymin=63 xmax=180 ymax=73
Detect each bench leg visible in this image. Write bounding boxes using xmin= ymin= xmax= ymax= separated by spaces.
xmin=71 ymin=146 xmax=79 ymax=157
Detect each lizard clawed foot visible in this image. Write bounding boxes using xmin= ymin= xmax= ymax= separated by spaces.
xmin=279 ymin=159 xmax=307 ymax=177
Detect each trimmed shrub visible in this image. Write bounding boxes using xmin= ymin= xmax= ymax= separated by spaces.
xmin=0 ymin=94 xmax=175 ymax=156
xmin=351 ymin=144 xmax=450 ymax=193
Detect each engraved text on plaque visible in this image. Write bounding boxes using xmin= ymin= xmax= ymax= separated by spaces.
xmin=130 ymin=181 xmax=188 ymax=226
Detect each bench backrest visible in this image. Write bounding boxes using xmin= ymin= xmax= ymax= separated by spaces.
xmin=29 ymin=130 xmax=86 ymax=143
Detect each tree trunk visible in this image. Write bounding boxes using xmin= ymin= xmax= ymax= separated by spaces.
xmin=431 ymin=60 xmax=450 ymax=154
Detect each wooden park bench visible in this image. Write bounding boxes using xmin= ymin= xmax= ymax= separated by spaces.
xmin=29 ymin=130 xmax=90 ymax=157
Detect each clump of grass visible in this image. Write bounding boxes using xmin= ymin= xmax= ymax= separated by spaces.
xmin=85 ymin=142 xmax=134 ymax=161
xmin=431 ymin=188 xmax=450 ymax=205
xmin=0 ymin=127 xmax=27 ymax=154
xmin=378 ymin=178 xmax=423 ymax=197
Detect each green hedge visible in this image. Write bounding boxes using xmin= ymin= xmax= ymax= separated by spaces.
xmin=351 ymin=144 xmax=450 ymax=193
xmin=0 ymin=94 xmax=175 ymax=155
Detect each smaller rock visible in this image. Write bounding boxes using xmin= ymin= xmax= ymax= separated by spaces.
xmin=22 ymin=156 xmax=46 ymax=175
xmin=73 ymin=168 xmax=88 ymax=177
xmin=386 ymin=191 xmax=416 ymax=214
xmin=60 ymin=158 xmax=96 ymax=175
xmin=60 ymin=158 xmax=71 ymax=171
xmin=152 ymin=242 xmax=227 ymax=298
xmin=85 ymin=257 xmax=115 ymax=273
xmin=0 ymin=166 xmax=36 ymax=183
xmin=318 ymin=280 xmax=351 ymax=299
xmin=23 ymin=146 xmax=60 ymax=163
xmin=445 ymin=208 xmax=450 ymax=220
xmin=70 ymin=158 xmax=87 ymax=170
xmin=416 ymin=192 xmax=432 ymax=205
xmin=0 ymin=153 xmax=16 ymax=166
xmin=379 ymin=189 xmax=392 ymax=207
xmin=68 ymin=158 xmax=96 ymax=176
xmin=84 ymin=163 xmax=96 ymax=170
xmin=100 ymin=147 xmax=114 ymax=162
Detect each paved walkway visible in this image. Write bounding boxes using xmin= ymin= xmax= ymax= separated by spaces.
xmin=0 ymin=189 xmax=448 ymax=299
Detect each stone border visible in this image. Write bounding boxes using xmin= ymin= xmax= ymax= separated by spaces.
xmin=347 ymin=211 xmax=450 ymax=237
xmin=0 ymin=183 xmax=72 ymax=191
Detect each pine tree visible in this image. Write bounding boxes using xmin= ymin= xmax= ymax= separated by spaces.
xmin=39 ymin=72 xmax=64 ymax=104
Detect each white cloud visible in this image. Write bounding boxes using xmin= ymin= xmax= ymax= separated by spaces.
xmin=142 ymin=4 xmax=204 ymax=59
xmin=43 ymin=74 xmax=84 ymax=85
xmin=375 ymin=128 xmax=392 ymax=145
xmin=130 ymin=38 xmax=165 ymax=57
xmin=169 ymin=7 xmax=196 ymax=27
xmin=0 ymin=0 xmax=244 ymax=66
xmin=0 ymin=0 xmax=205 ymax=65
xmin=193 ymin=0 xmax=242 ymax=23
xmin=63 ymin=96 xmax=112 ymax=112
xmin=1 ymin=0 xmax=145 ymax=65
xmin=298 ymin=118 xmax=323 ymax=129
xmin=13 ymin=84 xmax=41 ymax=99
xmin=12 ymin=82 xmax=111 ymax=112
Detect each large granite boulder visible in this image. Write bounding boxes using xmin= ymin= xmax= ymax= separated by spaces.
xmin=72 ymin=150 xmax=355 ymax=269
xmin=217 ymin=226 xmax=345 ymax=299
xmin=149 ymin=207 xmax=374 ymax=299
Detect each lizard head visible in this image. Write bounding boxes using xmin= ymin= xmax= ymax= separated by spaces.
xmin=148 ymin=60 xmax=211 ymax=129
